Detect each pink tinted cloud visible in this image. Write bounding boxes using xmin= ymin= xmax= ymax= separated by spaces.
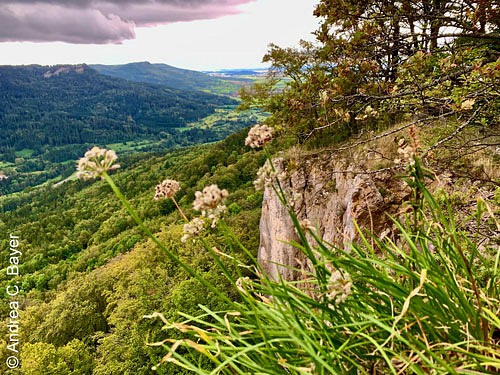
xmin=0 ymin=0 xmax=254 ymax=44
xmin=97 ymin=2 xmax=247 ymax=27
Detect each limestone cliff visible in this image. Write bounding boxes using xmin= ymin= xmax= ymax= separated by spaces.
xmin=258 ymin=153 xmax=411 ymax=281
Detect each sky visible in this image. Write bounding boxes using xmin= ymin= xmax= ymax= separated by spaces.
xmin=0 ymin=0 xmax=320 ymax=71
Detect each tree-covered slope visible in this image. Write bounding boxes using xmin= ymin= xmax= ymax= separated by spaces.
xmin=91 ymin=61 xmax=241 ymax=95
xmin=0 ymin=128 xmax=265 ymax=374
xmin=0 ymin=64 xmax=235 ymax=154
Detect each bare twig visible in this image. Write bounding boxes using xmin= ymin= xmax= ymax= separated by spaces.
xmin=422 ymin=107 xmax=481 ymax=158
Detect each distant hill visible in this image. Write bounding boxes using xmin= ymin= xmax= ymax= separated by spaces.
xmin=204 ymin=68 xmax=268 ymax=78
xmin=0 ymin=64 xmax=236 ymax=155
xmin=91 ymin=62 xmax=242 ymax=95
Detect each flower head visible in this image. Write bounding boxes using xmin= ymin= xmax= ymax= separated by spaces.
xmin=253 ymin=160 xmax=287 ymax=191
xmin=76 ymin=146 xmax=120 ymax=180
xmin=193 ymin=184 xmax=228 ymax=227
xmin=245 ymin=124 xmax=274 ymax=149
xmin=181 ymin=218 xmax=205 ymax=243
xmin=193 ymin=184 xmax=228 ymax=212
xmin=154 ymin=179 xmax=180 ymax=200
xmin=326 ymin=269 xmax=352 ymax=305
xmin=207 ymin=204 xmax=227 ymax=228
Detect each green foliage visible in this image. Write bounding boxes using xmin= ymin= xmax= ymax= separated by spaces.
xmin=0 ymin=65 xmax=234 ymax=152
xmin=241 ymin=0 xmax=500 ymax=146
xmin=1 ymin=2 xmax=499 ymax=373
xmin=0 ymin=64 xmax=250 ymax=194
xmin=21 ymin=340 xmax=94 ymax=375
xmin=0 ymin=103 xmax=261 ymax=195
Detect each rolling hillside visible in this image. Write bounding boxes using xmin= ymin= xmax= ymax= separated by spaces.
xmin=0 ymin=64 xmax=245 ymax=194
xmin=0 ymin=64 xmax=235 ymax=153
xmin=91 ymin=61 xmax=242 ymax=95
xmin=0 ymin=128 xmax=264 ymax=374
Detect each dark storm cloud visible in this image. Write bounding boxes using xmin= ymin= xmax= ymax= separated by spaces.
xmin=0 ymin=0 xmax=254 ymax=44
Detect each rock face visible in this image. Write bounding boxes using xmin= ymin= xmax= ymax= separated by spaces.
xmin=258 ymin=154 xmax=410 ymax=281
xmin=43 ymin=64 xmax=87 ymax=78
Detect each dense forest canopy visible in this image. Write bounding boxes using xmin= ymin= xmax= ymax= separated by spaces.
xmin=0 ymin=128 xmax=265 ymax=374
xmin=0 ymin=64 xmax=235 ymax=153
xmin=0 ymin=64 xmax=261 ymax=195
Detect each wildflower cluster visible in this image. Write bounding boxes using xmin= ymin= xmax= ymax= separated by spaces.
xmin=253 ymin=160 xmax=287 ymax=191
xmin=76 ymin=146 xmax=120 ymax=180
xmin=193 ymin=184 xmax=228 ymax=227
xmin=395 ymin=126 xmax=421 ymax=165
xmin=181 ymin=218 xmax=205 ymax=243
xmin=78 ymin=116 xmax=499 ymax=374
xmin=154 ymin=179 xmax=180 ymax=200
xmin=326 ymin=269 xmax=352 ymax=305
xmin=245 ymin=124 xmax=274 ymax=149
xmin=180 ymin=184 xmax=229 ymax=242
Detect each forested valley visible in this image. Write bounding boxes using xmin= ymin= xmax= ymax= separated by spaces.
xmin=0 ymin=64 xmax=261 ymax=194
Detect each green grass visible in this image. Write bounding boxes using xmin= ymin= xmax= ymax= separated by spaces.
xmin=0 ymin=161 xmax=13 ymax=168
xmin=15 ymin=148 xmax=35 ymax=158
xmin=186 ymin=107 xmax=266 ymax=130
xmin=106 ymin=140 xmax=163 ymax=153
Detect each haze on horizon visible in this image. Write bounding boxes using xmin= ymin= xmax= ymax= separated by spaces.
xmin=0 ymin=0 xmax=319 ymax=71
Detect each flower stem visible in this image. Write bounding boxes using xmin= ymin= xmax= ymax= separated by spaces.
xmin=171 ymin=196 xmax=189 ymax=222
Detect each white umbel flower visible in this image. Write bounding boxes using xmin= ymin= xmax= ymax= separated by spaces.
xmin=193 ymin=184 xmax=228 ymax=212
xmin=154 ymin=179 xmax=180 ymax=200
xmin=181 ymin=218 xmax=205 ymax=243
xmin=327 ymin=269 xmax=352 ymax=305
xmin=253 ymin=160 xmax=287 ymax=191
xmin=245 ymin=124 xmax=274 ymax=148
xmin=76 ymin=146 xmax=120 ymax=180
xmin=193 ymin=184 xmax=228 ymax=227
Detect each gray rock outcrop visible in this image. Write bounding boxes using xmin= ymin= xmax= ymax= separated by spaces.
xmin=258 ymin=154 xmax=410 ymax=281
